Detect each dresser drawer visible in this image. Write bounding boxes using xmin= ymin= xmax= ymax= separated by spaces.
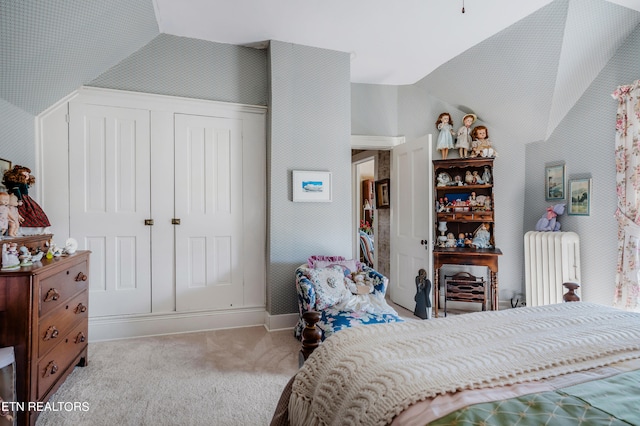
xmin=38 ymin=290 xmax=88 ymax=357
xmin=36 ymin=320 xmax=88 ymax=400
xmin=39 ymin=259 xmax=89 ymax=317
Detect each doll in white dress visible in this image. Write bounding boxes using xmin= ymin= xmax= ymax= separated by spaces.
xmin=435 ymin=112 xmax=455 ymax=159
xmin=456 ymin=114 xmax=476 ymax=158
xmin=470 ymin=125 xmax=498 ymax=158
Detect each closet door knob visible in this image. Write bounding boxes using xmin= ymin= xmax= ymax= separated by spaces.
xmin=171 ymin=218 xmax=181 ymax=225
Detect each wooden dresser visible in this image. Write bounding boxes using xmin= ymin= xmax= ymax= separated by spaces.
xmin=0 ymin=250 xmax=90 ymax=425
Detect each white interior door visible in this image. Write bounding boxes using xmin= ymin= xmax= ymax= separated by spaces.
xmin=69 ymin=102 xmax=152 ymax=317
xmin=174 ymin=114 xmax=244 ymax=311
xmin=390 ymin=134 xmax=433 ymax=312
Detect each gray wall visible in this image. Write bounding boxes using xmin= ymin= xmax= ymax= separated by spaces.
xmin=397 ymin=87 xmax=526 ymax=303
xmin=0 ymin=0 xmax=159 ymax=167
xmin=351 ymin=84 xmax=399 ymax=136
xmin=89 ymin=34 xmax=268 ymax=106
xmin=268 ymin=40 xmax=352 ymax=315
xmin=0 ymin=99 xmax=35 ymax=170
xmin=524 ymin=24 xmax=640 ymax=304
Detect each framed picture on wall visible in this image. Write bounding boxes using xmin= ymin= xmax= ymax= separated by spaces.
xmin=375 ymin=178 xmax=390 ymax=209
xmin=292 ymin=170 xmax=332 ymax=202
xmin=0 ymin=158 xmax=10 ymax=191
xmin=545 ymin=162 xmax=565 ymax=201
xmin=568 ymin=178 xmax=591 ymax=216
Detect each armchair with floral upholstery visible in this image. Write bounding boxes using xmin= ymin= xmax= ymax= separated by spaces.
xmin=294 ymin=258 xmax=403 ymax=341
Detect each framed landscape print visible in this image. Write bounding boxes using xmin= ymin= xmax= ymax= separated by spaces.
xmin=545 ymin=162 xmax=565 ymax=201
xmin=292 ymin=170 xmax=332 ymax=202
xmin=568 ymin=178 xmax=591 ymax=215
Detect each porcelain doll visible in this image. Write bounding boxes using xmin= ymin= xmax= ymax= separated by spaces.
xmin=470 ymin=126 xmax=497 ymax=158
xmin=2 ymin=165 xmax=51 ymax=233
xmin=435 ymin=113 xmax=456 ymax=159
xmin=0 ymin=192 xmax=20 ymax=237
xmin=464 ymin=170 xmax=474 ymax=185
xmin=482 ymin=166 xmax=492 ymax=184
xmin=455 ymin=114 xmax=476 ymax=158
xmin=472 ymin=223 xmax=491 ymax=248
xmin=1 ymin=243 xmax=20 ymax=270
xmin=7 ymin=194 xmax=22 ymax=237
xmin=445 ymin=232 xmax=456 ymax=247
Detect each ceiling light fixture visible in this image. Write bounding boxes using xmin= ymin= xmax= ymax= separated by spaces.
xmin=461 ymin=0 xmax=465 ymax=13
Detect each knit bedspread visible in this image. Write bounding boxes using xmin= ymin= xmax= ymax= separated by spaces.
xmin=289 ymin=303 xmax=640 ymax=426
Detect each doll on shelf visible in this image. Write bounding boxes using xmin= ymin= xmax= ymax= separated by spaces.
xmin=0 ymin=192 xmax=21 ymax=237
xmin=435 ymin=112 xmax=456 ymax=159
xmin=7 ymin=194 xmax=23 ymax=237
xmin=455 ymin=113 xmax=476 ymax=158
xmin=472 ymin=223 xmax=491 ymax=248
xmin=470 ymin=125 xmax=498 ymax=158
xmin=2 ymin=165 xmax=51 ymax=234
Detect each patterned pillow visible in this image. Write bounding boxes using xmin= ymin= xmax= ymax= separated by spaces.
xmin=307 ymin=266 xmax=351 ymax=310
xmin=313 ymin=259 xmax=360 ymax=274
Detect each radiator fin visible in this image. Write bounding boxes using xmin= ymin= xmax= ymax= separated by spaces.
xmin=524 ymin=231 xmax=581 ymax=307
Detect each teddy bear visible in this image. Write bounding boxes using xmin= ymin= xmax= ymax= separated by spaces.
xmin=535 ymin=203 xmax=566 ymax=232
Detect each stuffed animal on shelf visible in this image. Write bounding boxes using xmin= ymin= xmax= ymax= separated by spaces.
xmin=535 ymin=203 xmax=566 ymax=232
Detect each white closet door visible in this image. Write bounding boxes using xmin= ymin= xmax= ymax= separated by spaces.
xmin=174 ymin=114 xmax=244 ymax=311
xmin=69 ymin=102 xmax=152 ymax=317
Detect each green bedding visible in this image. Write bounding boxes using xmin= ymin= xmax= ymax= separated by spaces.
xmin=431 ymin=369 xmax=640 ymax=425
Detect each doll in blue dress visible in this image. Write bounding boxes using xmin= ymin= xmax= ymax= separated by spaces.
xmin=435 ymin=112 xmax=455 ymax=159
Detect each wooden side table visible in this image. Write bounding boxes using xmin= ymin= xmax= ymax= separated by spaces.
xmin=433 ymin=247 xmax=502 ymax=318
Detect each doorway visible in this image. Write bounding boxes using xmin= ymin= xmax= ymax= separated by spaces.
xmin=352 ymin=152 xmax=376 ymax=269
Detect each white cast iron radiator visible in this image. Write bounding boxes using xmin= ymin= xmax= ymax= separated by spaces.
xmin=524 ymin=231 xmax=581 ymax=306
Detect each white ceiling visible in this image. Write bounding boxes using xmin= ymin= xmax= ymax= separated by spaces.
xmin=152 ymin=0 xmax=640 ymax=85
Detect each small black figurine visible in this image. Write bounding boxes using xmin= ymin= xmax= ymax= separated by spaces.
xmin=414 ymin=268 xmax=432 ymax=319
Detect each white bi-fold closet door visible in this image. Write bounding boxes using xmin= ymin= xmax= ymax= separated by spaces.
xmin=68 ymin=90 xmax=266 ymax=318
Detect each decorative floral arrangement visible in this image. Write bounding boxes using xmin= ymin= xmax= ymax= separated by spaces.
xmin=359 ymin=219 xmax=372 ymax=235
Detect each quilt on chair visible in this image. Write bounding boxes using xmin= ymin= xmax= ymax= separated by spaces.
xmin=294 ymin=261 xmax=403 ymax=341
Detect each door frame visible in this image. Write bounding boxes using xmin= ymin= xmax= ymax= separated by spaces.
xmin=352 ymin=152 xmax=376 ymax=268
xmin=350 ymin=136 xmax=406 ymax=270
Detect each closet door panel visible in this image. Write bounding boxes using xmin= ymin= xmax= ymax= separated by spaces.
xmin=69 ymin=102 xmax=152 ymax=317
xmin=174 ymin=114 xmax=244 ymax=311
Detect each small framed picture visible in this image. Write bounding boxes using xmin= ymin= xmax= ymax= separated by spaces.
xmin=292 ymin=170 xmax=332 ymax=202
xmin=375 ymin=178 xmax=390 ymax=209
xmin=545 ymin=162 xmax=565 ymax=201
xmin=568 ymin=178 xmax=591 ymax=215
xmin=0 ymin=158 xmax=11 ymax=191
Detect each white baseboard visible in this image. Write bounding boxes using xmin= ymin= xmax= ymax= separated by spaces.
xmin=265 ymin=313 xmax=299 ymax=331
xmin=89 ymin=307 xmax=269 ymax=342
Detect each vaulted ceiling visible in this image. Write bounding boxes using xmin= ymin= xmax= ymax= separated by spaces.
xmin=2 ymin=0 xmax=639 ymax=142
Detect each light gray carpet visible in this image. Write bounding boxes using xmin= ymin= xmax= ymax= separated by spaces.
xmin=35 ymin=327 xmax=301 ymax=426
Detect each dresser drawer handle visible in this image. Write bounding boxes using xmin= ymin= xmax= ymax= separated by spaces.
xmin=43 ymin=361 xmax=58 ymax=377
xmin=75 ymin=332 xmax=86 ymax=344
xmin=75 ymin=272 xmax=88 ymax=282
xmin=43 ymin=326 xmax=59 ymax=341
xmin=44 ymin=288 xmax=60 ymax=302
xmin=74 ymin=303 xmax=87 ymax=314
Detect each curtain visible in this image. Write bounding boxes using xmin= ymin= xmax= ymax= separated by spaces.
xmin=612 ymin=80 xmax=640 ymax=311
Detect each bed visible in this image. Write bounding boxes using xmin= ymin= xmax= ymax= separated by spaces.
xmin=271 ymin=302 xmax=640 ymax=425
